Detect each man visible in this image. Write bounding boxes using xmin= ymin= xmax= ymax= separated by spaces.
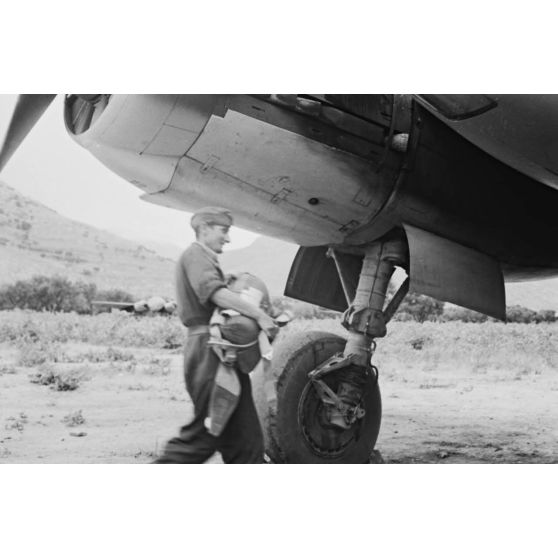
xmin=153 ymin=207 xmax=277 ymax=464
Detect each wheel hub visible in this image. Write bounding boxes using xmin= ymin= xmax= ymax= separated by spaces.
xmin=298 ymin=365 xmax=370 ymax=459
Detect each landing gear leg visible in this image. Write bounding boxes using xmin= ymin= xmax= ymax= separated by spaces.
xmin=343 ymin=238 xmax=408 ymax=364
xmin=253 ymin=237 xmax=408 ymax=463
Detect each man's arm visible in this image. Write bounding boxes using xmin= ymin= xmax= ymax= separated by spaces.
xmin=211 ymin=288 xmax=278 ymax=338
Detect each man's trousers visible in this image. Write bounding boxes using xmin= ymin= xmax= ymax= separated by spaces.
xmin=154 ymin=331 xmax=265 ymax=464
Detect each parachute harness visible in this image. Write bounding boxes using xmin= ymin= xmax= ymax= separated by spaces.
xmin=204 ymin=309 xmax=273 ymax=437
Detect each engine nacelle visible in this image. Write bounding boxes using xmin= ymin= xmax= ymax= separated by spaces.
xmin=64 ymin=94 xmax=407 ymax=246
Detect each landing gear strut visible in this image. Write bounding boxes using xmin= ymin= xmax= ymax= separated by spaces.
xmin=253 ymin=235 xmax=408 ymax=463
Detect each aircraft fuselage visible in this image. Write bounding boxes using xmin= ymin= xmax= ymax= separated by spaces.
xmin=64 ymin=94 xmax=558 ymax=281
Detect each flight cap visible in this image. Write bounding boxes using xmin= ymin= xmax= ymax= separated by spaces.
xmin=190 ymin=207 xmax=233 ymax=230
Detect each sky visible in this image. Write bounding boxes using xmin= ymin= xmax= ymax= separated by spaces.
xmin=0 ymin=95 xmax=258 ymax=251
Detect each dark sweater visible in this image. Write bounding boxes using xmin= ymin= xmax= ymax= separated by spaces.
xmin=175 ymin=242 xmax=227 ymax=327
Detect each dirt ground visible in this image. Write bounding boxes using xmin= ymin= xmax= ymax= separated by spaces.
xmin=1 ymin=341 xmax=557 ymax=464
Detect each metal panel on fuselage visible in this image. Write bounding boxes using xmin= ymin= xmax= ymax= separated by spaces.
xmin=187 ymin=110 xmax=380 ymax=222
xmin=153 ymin=109 xmax=396 ymax=246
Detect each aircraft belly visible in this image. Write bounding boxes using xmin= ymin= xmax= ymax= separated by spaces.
xmin=150 ymin=110 xmax=393 ymax=245
xmin=417 ymin=94 xmax=558 ymax=191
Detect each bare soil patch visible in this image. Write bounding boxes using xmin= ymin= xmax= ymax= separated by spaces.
xmin=1 ymin=316 xmax=556 ymax=464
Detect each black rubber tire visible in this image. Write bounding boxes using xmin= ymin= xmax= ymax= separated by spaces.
xmin=252 ymin=330 xmax=382 ymax=463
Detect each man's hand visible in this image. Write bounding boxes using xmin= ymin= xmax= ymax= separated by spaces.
xmin=257 ymin=313 xmax=279 ymax=340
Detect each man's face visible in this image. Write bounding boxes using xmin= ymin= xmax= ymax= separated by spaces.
xmin=199 ymin=223 xmax=230 ymax=254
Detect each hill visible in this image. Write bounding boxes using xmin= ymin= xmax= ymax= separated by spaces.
xmin=0 ymin=182 xmax=175 ymax=298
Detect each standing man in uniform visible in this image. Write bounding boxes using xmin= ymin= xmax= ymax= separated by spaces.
xmin=153 ymin=207 xmax=277 ymax=464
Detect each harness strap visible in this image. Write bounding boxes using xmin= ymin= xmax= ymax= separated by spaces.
xmin=187 ymin=325 xmax=210 ymax=336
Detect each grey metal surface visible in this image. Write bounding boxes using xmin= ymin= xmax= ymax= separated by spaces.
xmin=405 ymin=224 xmax=506 ymax=320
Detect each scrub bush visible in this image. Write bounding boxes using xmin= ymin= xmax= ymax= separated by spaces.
xmin=0 ymin=275 xmax=96 ymax=314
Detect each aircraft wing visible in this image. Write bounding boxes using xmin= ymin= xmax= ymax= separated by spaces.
xmin=91 ymin=301 xmax=136 ymax=312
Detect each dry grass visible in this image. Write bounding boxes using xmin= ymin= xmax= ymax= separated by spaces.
xmin=29 ymin=363 xmax=85 ymax=391
xmin=278 ymin=319 xmax=558 ymax=379
xmin=0 ymin=310 xmax=183 ymax=348
xmin=2 ymin=311 xmax=557 ymax=382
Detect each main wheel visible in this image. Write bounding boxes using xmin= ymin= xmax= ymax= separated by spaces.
xmin=252 ymin=330 xmax=382 ymax=463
